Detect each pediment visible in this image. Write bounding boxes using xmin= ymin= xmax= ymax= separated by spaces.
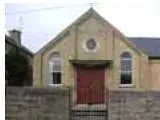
xmin=36 ymin=8 xmax=142 ymax=56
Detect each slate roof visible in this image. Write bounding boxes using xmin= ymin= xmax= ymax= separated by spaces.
xmin=5 ymin=35 xmax=34 ymax=57
xmin=128 ymin=37 xmax=160 ymax=58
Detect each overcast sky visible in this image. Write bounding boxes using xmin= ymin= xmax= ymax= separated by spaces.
xmin=5 ymin=0 xmax=160 ymax=53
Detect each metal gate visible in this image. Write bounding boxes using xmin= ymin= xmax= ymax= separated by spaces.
xmin=69 ymin=88 xmax=108 ymax=120
xmin=77 ymin=67 xmax=105 ymax=104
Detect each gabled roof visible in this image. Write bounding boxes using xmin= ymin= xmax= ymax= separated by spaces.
xmin=128 ymin=37 xmax=160 ymax=58
xmin=36 ymin=8 xmax=141 ymax=55
xmin=5 ymin=35 xmax=34 ymax=57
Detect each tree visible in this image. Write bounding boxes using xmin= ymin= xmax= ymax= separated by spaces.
xmin=5 ymin=48 xmax=32 ymax=86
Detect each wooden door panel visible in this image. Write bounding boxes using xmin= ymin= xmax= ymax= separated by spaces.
xmin=77 ymin=67 xmax=105 ymax=104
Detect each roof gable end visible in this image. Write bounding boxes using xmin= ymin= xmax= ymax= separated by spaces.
xmin=36 ymin=8 xmax=143 ymax=55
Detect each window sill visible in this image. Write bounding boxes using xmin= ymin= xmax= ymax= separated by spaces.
xmin=48 ymin=84 xmax=63 ymax=87
xmin=119 ymin=84 xmax=135 ymax=88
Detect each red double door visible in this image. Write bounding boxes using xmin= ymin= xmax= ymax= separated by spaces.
xmin=77 ymin=67 xmax=105 ymax=104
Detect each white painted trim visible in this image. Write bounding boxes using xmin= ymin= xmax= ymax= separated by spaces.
xmin=121 ymin=58 xmax=132 ymax=61
xmin=119 ymin=84 xmax=134 ymax=88
xmin=121 ymin=71 xmax=132 ymax=73
xmin=48 ymin=84 xmax=63 ymax=87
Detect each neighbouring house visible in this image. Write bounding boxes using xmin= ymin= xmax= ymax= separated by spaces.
xmin=5 ymin=29 xmax=33 ymax=86
xmin=33 ymin=8 xmax=160 ymax=104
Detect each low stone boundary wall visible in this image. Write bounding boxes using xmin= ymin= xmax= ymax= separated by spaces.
xmin=5 ymin=87 xmax=160 ymax=120
xmin=5 ymin=87 xmax=70 ymax=120
xmin=109 ymin=91 xmax=160 ymax=120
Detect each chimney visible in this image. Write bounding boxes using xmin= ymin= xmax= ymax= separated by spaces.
xmin=8 ymin=29 xmax=21 ymax=46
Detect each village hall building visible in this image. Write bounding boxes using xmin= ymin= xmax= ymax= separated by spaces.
xmin=33 ymin=8 xmax=160 ymax=104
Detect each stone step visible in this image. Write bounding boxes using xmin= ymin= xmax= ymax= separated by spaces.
xmin=71 ymin=104 xmax=108 ymax=111
xmin=70 ymin=104 xmax=108 ymax=120
xmin=71 ymin=110 xmax=107 ymax=116
xmin=70 ymin=116 xmax=107 ymax=120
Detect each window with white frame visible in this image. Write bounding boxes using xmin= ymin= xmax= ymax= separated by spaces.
xmin=120 ymin=52 xmax=132 ymax=84
xmin=49 ymin=52 xmax=61 ymax=85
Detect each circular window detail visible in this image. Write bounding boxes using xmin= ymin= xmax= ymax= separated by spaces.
xmin=86 ymin=38 xmax=97 ymax=50
xmin=82 ymin=38 xmax=99 ymax=53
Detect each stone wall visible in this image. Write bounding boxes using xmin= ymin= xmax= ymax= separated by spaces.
xmin=5 ymin=87 xmax=70 ymax=120
xmin=109 ymin=91 xmax=160 ymax=120
xmin=6 ymin=87 xmax=160 ymax=120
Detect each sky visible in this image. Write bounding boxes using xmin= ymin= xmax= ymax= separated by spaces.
xmin=5 ymin=0 xmax=160 ymax=53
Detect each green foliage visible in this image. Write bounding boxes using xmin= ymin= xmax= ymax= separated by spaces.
xmin=5 ymin=48 xmax=32 ymax=86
